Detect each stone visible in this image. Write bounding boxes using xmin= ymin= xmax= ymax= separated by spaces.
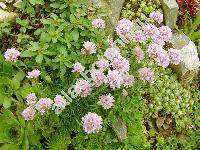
xmin=160 ymin=0 xmax=179 ymax=28
xmin=90 ymin=0 xmax=125 ymax=33
xmin=111 ymin=117 xmax=127 ymax=142
xmin=0 ymin=10 xmax=18 ymax=22
xmin=170 ymin=33 xmax=200 ymax=84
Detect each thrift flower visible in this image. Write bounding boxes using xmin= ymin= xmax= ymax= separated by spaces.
xmin=139 ymin=67 xmax=154 ymax=82
xmin=107 ymin=70 xmax=123 ymax=89
xmin=91 ymin=69 xmax=107 ymax=87
xmin=123 ymin=73 xmax=135 ymax=87
xmin=116 ymin=18 xmax=133 ymax=35
xmin=168 ymin=48 xmax=182 ymax=65
xmin=72 ymin=62 xmax=85 ymax=73
xmin=134 ymin=47 xmax=144 ymax=61
xmin=52 ymin=95 xmax=67 ymax=114
xmin=148 ymin=43 xmax=163 ymax=59
xmin=150 ymin=11 xmax=163 ymax=24
xmin=81 ymin=41 xmax=96 ymax=54
xmin=82 ymin=112 xmax=103 ymax=134
xmin=96 ymin=58 xmax=110 ymax=70
xmin=159 ymin=26 xmax=172 ymax=42
xmin=92 ymin=19 xmax=105 ymax=29
xmin=98 ymin=94 xmax=115 ymax=109
xmin=104 ymin=48 xmax=121 ymax=61
xmin=26 ymin=93 xmax=37 ymax=106
xmin=111 ymin=57 xmax=130 ymax=72
xmin=74 ymin=79 xmax=92 ymax=97
xmin=21 ymin=106 xmax=36 ymax=121
xmin=143 ymin=24 xmax=159 ymax=38
xmin=4 ymin=48 xmax=20 ymax=62
xmin=26 ymin=69 xmax=41 ymax=79
xmin=155 ymin=50 xmax=170 ymax=68
xmin=134 ymin=30 xmax=146 ymax=43
xmin=35 ymin=98 xmax=53 ymax=113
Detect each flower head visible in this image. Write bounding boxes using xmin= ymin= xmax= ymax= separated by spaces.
xmin=155 ymin=50 xmax=170 ymax=68
xmin=91 ymin=69 xmax=107 ymax=87
xmin=53 ymin=95 xmax=67 ymax=108
xmin=92 ymin=19 xmax=105 ymax=29
xmin=168 ymin=48 xmax=182 ymax=65
xmin=139 ymin=67 xmax=154 ymax=82
xmin=26 ymin=69 xmax=41 ymax=79
xmin=104 ymin=48 xmax=121 ymax=61
xmin=148 ymin=43 xmax=163 ymax=59
xmin=4 ymin=48 xmax=20 ymax=62
xmin=21 ymin=106 xmax=36 ymax=121
xmin=107 ymin=70 xmax=123 ymax=89
xmin=116 ymin=18 xmax=133 ymax=35
xmin=81 ymin=41 xmax=96 ymax=54
xmin=98 ymin=94 xmax=115 ymax=109
xmin=134 ymin=47 xmax=144 ymax=61
xmin=143 ymin=24 xmax=159 ymax=38
xmin=96 ymin=58 xmax=110 ymax=70
xmin=74 ymin=79 xmax=92 ymax=97
xmin=134 ymin=30 xmax=146 ymax=43
xmin=149 ymin=11 xmax=163 ymax=24
xmin=159 ymin=26 xmax=172 ymax=42
xmin=111 ymin=57 xmax=130 ymax=72
xmin=82 ymin=112 xmax=103 ymax=134
xmin=72 ymin=62 xmax=85 ymax=73
xmin=123 ymin=73 xmax=135 ymax=87
xmin=35 ymin=98 xmax=53 ymax=113
xmin=26 ymin=93 xmax=37 ymax=106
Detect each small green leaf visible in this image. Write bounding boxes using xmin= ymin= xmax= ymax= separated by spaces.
xmin=71 ymin=29 xmax=79 ymax=42
xmin=3 ymin=97 xmax=12 ymax=109
xmin=35 ymin=54 xmax=43 ymax=63
xmin=21 ymin=50 xmax=37 ymax=57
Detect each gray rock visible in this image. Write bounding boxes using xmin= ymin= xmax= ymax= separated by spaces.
xmin=90 ymin=0 xmax=125 ymax=33
xmin=170 ymin=33 xmax=200 ymax=84
xmin=111 ymin=117 xmax=127 ymax=142
xmin=160 ymin=0 xmax=179 ymax=28
xmin=0 ymin=10 xmax=18 ymax=22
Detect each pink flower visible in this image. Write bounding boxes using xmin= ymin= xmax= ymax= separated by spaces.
xmin=21 ymin=106 xmax=36 ymax=121
xmin=53 ymin=95 xmax=67 ymax=108
xmin=143 ymin=24 xmax=159 ymax=38
xmin=148 ymin=43 xmax=163 ymax=59
xmin=155 ymin=50 xmax=170 ymax=68
xmin=26 ymin=69 xmax=41 ymax=79
xmin=116 ymin=18 xmax=133 ymax=35
xmin=92 ymin=19 xmax=105 ymax=29
xmin=111 ymin=57 xmax=130 ymax=72
xmin=104 ymin=48 xmax=121 ymax=61
xmin=81 ymin=41 xmax=96 ymax=54
xmin=91 ymin=69 xmax=107 ymax=87
xmin=35 ymin=98 xmax=53 ymax=113
xmin=26 ymin=93 xmax=37 ymax=106
xmin=149 ymin=11 xmax=163 ymax=24
xmin=96 ymin=58 xmax=110 ymax=70
xmin=98 ymin=94 xmax=115 ymax=109
xmin=82 ymin=112 xmax=103 ymax=134
xmin=159 ymin=26 xmax=172 ymax=42
xmin=4 ymin=48 xmax=20 ymax=62
xmin=134 ymin=30 xmax=147 ymax=43
xmin=72 ymin=62 xmax=85 ymax=73
xmin=74 ymin=79 xmax=92 ymax=97
xmin=107 ymin=70 xmax=123 ymax=89
xmin=168 ymin=48 xmax=182 ymax=65
xmin=152 ymin=33 xmax=165 ymax=46
xmin=123 ymin=73 xmax=135 ymax=87
xmin=139 ymin=67 xmax=154 ymax=82
xmin=134 ymin=47 xmax=144 ymax=61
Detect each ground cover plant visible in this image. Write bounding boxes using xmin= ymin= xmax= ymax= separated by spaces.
xmin=0 ymin=0 xmax=199 ymax=150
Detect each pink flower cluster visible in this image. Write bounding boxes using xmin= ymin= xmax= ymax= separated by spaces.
xmin=26 ymin=69 xmax=41 ymax=79
xmin=149 ymin=11 xmax=163 ymax=24
xmin=138 ymin=67 xmax=154 ymax=82
xmin=134 ymin=47 xmax=144 ymax=62
xmin=96 ymin=58 xmax=109 ymax=71
xmin=82 ymin=112 xmax=103 ymax=134
xmin=74 ymin=79 xmax=92 ymax=97
xmin=116 ymin=18 xmax=133 ymax=35
xmin=91 ymin=69 xmax=107 ymax=87
xmin=72 ymin=62 xmax=85 ymax=73
xmin=22 ymin=94 xmax=67 ymax=120
xmin=81 ymin=41 xmax=96 ymax=55
xmin=98 ymin=94 xmax=115 ymax=109
xmin=134 ymin=30 xmax=146 ymax=43
xmin=168 ymin=48 xmax=182 ymax=65
xmin=92 ymin=19 xmax=105 ymax=29
xmin=4 ymin=48 xmax=21 ymax=62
